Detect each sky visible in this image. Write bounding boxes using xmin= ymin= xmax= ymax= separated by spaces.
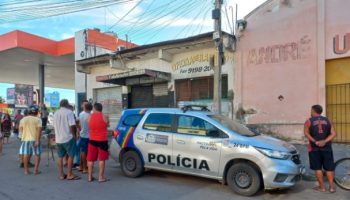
xmin=0 ymin=0 xmax=266 ymax=105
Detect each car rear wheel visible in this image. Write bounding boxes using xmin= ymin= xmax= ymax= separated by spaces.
xmin=226 ymin=162 xmax=262 ymax=196
xmin=121 ymin=150 xmax=144 ymax=178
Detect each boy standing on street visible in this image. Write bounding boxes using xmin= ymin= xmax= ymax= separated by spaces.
xmin=304 ymin=105 xmax=337 ymax=193
xmin=19 ymin=105 xmax=42 ymax=175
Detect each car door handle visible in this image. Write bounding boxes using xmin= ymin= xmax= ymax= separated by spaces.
xmin=176 ymin=140 xmax=185 ymax=144
xmin=137 ymin=135 xmax=144 ymax=140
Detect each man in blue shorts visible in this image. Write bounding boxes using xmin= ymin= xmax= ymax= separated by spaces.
xmin=19 ymin=105 xmax=42 ymax=175
xmin=78 ymin=102 xmax=92 ymax=173
xmin=53 ymin=99 xmax=80 ymax=180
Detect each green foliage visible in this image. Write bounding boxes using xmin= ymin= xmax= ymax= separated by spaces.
xmin=0 ymin=96 xmax=5 ymax=103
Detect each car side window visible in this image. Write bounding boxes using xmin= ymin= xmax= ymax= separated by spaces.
xmin=143 ymin=113 xmax=172 ymax=132
xmin=123 ymin=115 xmax=143 ymax=127
xmin=177 ymin=115 xmax=219 ymax=137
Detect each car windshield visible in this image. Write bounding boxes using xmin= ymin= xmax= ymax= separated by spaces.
xmin=208 ymin=115 xmax=259 ymax=137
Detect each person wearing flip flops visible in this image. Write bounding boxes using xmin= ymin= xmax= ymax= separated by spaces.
xmin=77 ymin=102 xmax=92 ymax=174
xmin=304 ymin=105 xmax=337 ymax=193
xmin=18 ymin=109 xmax=35 ymax=168
xmin=87 ymin=103 xmax=110 ymax=183
xmin=53 ymin=99 xmax=80 ymax=181
xmin=19 ymin=105 xmax=42 ymax=175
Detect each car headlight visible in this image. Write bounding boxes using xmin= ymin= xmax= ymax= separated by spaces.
xmin=255 ymin=147 xmax=291 ymax=160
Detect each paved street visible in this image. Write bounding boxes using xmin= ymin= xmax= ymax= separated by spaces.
xmin=0 ymin=137 xmax=348 ymax=200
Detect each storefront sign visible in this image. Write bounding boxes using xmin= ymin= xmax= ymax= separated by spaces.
xmin=179 ymin=66 xmax=213 ymax=74
xmin=172 ymin=52 xmax=234 ymax=76
xmin=333 ymin=33 xmax=350 ymax=54
xmin=172 ymin=53 xmax=211 ymax=71
xmin=96 ymin=69 xmax=171 ymax=85
xmin=247 ymin=35 xmax=312 ymax=65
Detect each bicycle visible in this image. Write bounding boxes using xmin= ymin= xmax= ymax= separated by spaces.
xmin=334 ymin=157 xmax=350 ymax=191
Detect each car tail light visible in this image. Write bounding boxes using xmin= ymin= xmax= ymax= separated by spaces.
xmin=113 ymin=130 xmax=120 ymax=138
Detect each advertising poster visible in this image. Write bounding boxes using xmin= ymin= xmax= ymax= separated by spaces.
xmin=45 ymin=92 xmax=60 ymax=108
xmin=15 ymin=84 xmax=33 ymax=107
xmin=6 ymin=88 xmax=15 ymax=105
xmin=50 ymin=92 xmax=60 ymax=108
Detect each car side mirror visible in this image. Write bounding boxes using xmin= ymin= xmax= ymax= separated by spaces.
xmin=207 ymin=130 xmax=220 ymax=138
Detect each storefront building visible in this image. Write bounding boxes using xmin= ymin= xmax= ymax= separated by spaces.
xmin=234 ymin=0 xmax=350 ymax=142
xmin=75 ymin=32 xmax=235 ymax=127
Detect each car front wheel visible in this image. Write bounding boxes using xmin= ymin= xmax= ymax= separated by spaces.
xmin=226 ymin=162 xmax=262 ymax=196
xmin=121 ymin=150 xmax=144 ymax=178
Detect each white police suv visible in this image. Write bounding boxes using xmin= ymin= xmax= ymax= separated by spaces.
xmin=109 ymin=105 xmax=305 ymax=196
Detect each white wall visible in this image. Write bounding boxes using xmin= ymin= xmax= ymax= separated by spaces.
xmin=75 ymin=30 xmax=113 ymax=61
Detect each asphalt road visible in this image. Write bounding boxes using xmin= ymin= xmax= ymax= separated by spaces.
xmin=0 ymin=137 xmax=348 ymax=200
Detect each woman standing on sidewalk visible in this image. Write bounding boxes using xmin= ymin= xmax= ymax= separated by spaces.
xmin=1 ymin=111 xmax=12 ymax=144
xmin=87 ymin=103 xmax=109 ymax=183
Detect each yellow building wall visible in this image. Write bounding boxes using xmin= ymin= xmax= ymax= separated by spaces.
xmin=326 ymin=57 xmax=350 ymax=143
xmin=326 ymin=58 xmax=350 ymax=85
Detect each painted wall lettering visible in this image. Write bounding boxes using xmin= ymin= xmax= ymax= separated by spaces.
xmin=247 ymin=35 xmax=311 ymax=65
xmin=333 ymin=33 xmax=350 ymax=54
xmin=172 ymin=53 xmax=234 ymax=71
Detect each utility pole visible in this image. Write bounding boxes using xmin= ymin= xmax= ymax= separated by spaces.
xmin=212 ymin=0 xmax=223 ymax=114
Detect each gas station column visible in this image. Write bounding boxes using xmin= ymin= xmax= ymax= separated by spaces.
xmin=39 ymin=64 xmax=45 ymax=104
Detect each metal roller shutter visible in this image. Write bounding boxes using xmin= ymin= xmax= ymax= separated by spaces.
xmin=131 ymin=85 xmax=153 ymax=108
xmin=153 ymin=83 xmax=169 ymax=107
xmin=131 ymin=83 xmax=170 ymax=108
xmin=94 ymin=87 xmax=122 ymax=129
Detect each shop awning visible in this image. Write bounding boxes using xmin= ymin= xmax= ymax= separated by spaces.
xmin=96 ymin=69 xmax=171 ymax=85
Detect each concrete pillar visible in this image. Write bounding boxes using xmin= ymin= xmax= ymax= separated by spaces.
xmin=39 ymin=64 xmax=45 ymax=104
xmin=317 ymin=0 xmax=326 ymax=109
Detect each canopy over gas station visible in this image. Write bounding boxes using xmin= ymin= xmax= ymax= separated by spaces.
xmin=0 ymin=30 xmax=74 ymax=89
xmin=0 ymin=30 xmax=75 ymax=103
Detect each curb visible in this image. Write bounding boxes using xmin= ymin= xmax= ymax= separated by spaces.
xmin=301 ymin=173 xmax=317 ymax=182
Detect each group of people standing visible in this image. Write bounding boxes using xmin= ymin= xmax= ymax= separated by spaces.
xmin=18 ymin=99 xmax=110 ymax=183
xmin=0 ymin=104 xmax=47 ymax=156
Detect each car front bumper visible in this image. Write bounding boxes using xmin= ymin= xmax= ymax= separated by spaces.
xmin=260 ymin=157 xmax=306 ymax=189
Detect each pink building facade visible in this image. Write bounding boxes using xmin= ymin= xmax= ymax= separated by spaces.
xmin=234 ymin=0 xmax=350 ymax=142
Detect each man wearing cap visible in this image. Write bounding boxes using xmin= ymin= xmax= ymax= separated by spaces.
xmin=19 ymin=105 xmax=42 ymax=175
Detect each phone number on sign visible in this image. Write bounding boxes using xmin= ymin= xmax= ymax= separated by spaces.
xmin=179 ymin=66 xmax=213 ymax=74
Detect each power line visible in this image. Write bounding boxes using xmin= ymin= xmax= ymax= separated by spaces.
xmin=82 ymin=0 xmax=196 ymax=48
xmin=109 ymin=0 xmax=183 ymax=34
xmin=174 ymin=0 xmax=210 ymax=39
xmin=123 ymin=0 xmax=197 ymax=38
xmin=0 ymin=0 xmax=137 ymax=24
xmin=125 ymin=0 xmax=155 ymax=34
xmin=195 ymin=6 xmax=212 ymax=35
xmin=141 ymin=0 xmax=202 ymax=44
xmin=107 ymin=0 xmax=144 ymax=31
